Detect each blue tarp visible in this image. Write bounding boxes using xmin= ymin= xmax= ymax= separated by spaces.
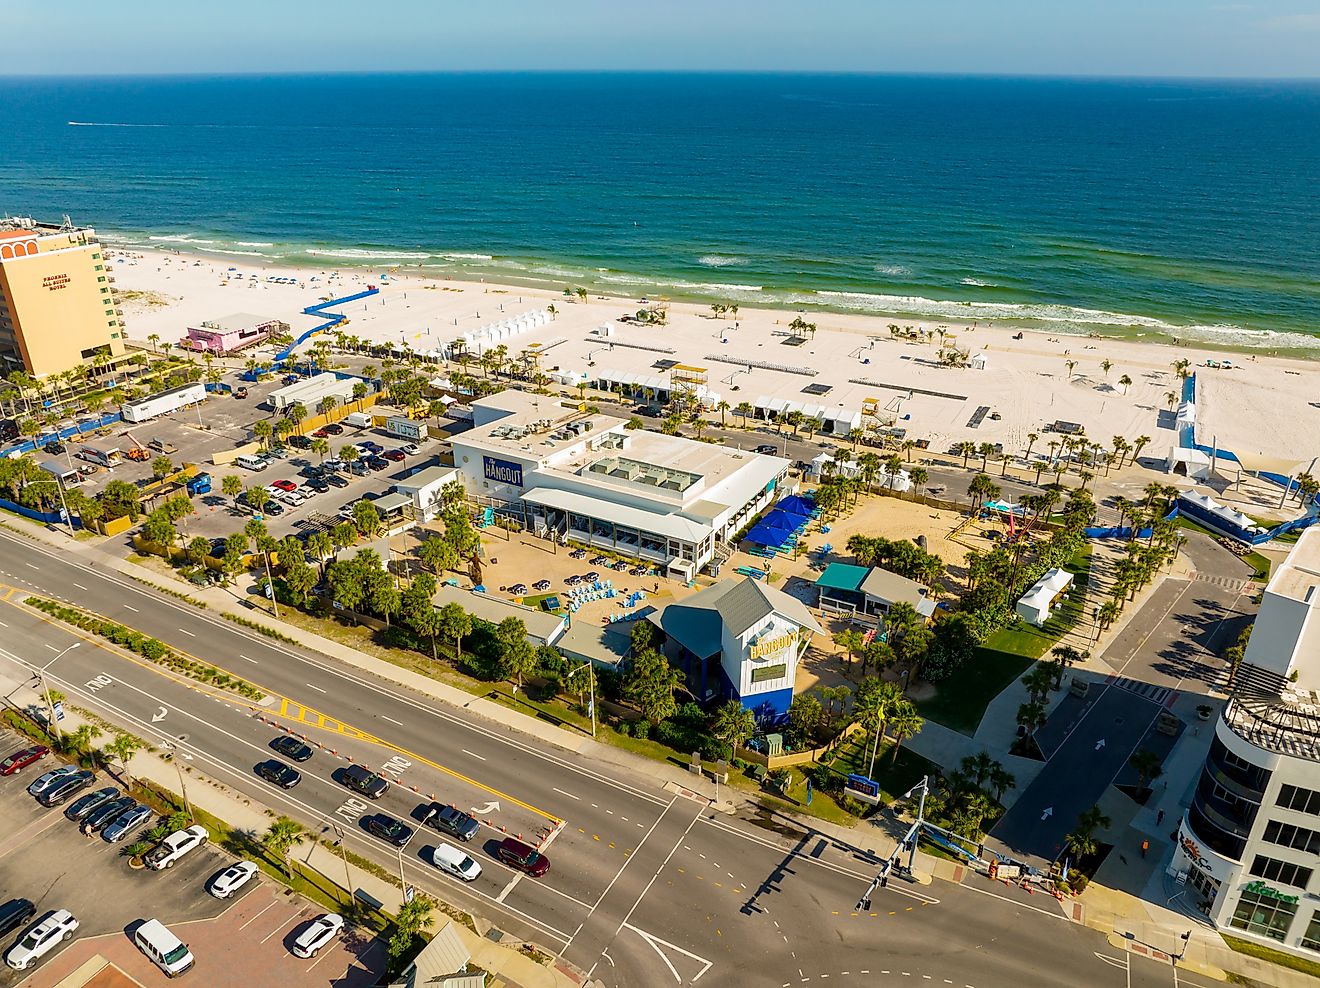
xmin=775 ymin=494 xmax=816 ymax=517
xmin=746 ymin=516 xmax=800 ymax=547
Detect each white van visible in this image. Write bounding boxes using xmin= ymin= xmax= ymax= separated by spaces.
xmin=429 ymin=842 xmax=482 ymax=881
xmin=134 ymin=918 xmax=194 ymax=977
xmin=235 ymin=454 xmax=267 ymax=471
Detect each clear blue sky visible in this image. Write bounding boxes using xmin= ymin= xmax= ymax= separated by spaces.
xmin=5 ymin=0 xmax=1319 ymax=77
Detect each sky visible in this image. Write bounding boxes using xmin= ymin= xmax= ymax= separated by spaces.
xmin=5 ymin=0 xmax=1320 ymax=78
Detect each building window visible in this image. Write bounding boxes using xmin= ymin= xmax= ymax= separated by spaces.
xmin=1302 ymin=912 xmax=1320 ymax=952
xmin=1249 ymin=855 xmax=1313 ymax=890
xmin=1230 ymin=890 xmax=1298 ymax=942
xmin=1277 ymin=784 xmax=1320 ymax=817
xmin=1263 ymin=820 xmax=1320 ymax=855
xmin=97 ymin=275 xmax=106 ymax=282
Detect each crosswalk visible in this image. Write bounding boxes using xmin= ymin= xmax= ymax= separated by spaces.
xmin=1111 ymin=675 xmax=1173 ymax=706
xmin=1194 ymin=572 xmax=1251 ymax=593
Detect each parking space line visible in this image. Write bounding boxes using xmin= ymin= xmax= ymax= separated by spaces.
xmin=305 ymin=683 xmax=327 ymax=693
xmin=261 ymin=910 xmax=299 ymax=944
xmin=238 ymin=898 xmax=281 ymax=931
xmin=461 ymin=749 xmax=486 ymax=761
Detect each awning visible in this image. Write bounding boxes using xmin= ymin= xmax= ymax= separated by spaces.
xmin=521 ymin=487 xmax=709 ymax=542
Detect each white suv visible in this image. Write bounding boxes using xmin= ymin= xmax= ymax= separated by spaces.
xmin=145 ymin=825 xmax=208 ymax=871
xmin=5 ymin=908 xmax=78 ymax=970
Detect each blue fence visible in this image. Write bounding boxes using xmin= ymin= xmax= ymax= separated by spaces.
xmin=274 ymin=288 xmax=381 ymax=363
xmin=0 ymin=496 xmax=76 ymax=528
xmin=2 ymin=412 xmax=124 ymax=457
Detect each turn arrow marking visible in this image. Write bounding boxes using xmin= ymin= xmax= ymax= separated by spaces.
xmin=1094 ymin=738 xmax=1106 ymax=751
xmin=472 ymin=800 xmax=501 ymax=816
xmin=1041 ymin=807 xmax=1053 ymax=821
xmin=151 ymin=706 xmax=168 ymax=723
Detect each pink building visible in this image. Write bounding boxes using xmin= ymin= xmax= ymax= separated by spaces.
xmin=183 ymin=313 xmax=287 ymax=355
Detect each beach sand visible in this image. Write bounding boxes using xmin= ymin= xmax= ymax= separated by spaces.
xmin=109 ymin=248 xmax=1319 ymax=466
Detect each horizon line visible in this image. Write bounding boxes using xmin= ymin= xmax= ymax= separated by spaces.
xmin=2 ymin=68 xmax=1319 ymax=83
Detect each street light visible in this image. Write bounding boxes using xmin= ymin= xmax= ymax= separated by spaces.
xmin=565 ymin=660 xmax=597 ymax=739
xmin=398 ymin=808 xmax=435 ymax=898
xmin=30 ymin=642 xmax=79 ymax=740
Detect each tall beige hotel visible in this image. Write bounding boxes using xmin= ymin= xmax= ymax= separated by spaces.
xmin=0 ymin=216 xmax=126 ymax=378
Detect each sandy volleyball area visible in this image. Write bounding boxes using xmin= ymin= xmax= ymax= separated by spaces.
xmin=111 ymin=248 xmax=1319 ymax=466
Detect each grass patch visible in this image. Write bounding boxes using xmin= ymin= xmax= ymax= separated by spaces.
xmin=1241 ymin=550 xmax=1271 ymax=582
xmin=823 ymin=733 xmax=934 ymax=805
xmin=1221 ymin=934 xmax=1320 ymax=980
xmin=220 ymin=610 xmax=297 ymax=643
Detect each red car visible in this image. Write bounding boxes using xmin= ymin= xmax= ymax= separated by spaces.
xmin=382 ymin=449 xmax=406 ymax=462
xmin=312 ymin=428 xmax=330 ymax=438
xmin=0 ymin=745 xmax=50 ymax=776
xmin=271 ymin=479 xmax=297 ymax=492
xmin=497 ymin=837 xmax=549 ymax=877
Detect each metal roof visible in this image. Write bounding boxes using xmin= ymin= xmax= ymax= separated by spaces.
xmin=521 ymin=486 xmax=710 ymax=543
xmin=658 ymin=577 xmax=824 ymax=656
xmin=859 ymin=567 xmax=928 ymax=607
xmin=815 ymin=563 xmax=869 ymax=593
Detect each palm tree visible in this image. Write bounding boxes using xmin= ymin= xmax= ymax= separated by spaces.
xmin=833 ymin=628 xmax=865 ymax=670
xmin=262 ymin=816 xmax=305 ymax=877
xmin=105 ymin=733 xmax=142 ymax=784
xmin=967 ymin=472 xmax=999 ymax=511
xmin=854 ymin=679 xmax=902 ymax=776
xmin=715 ymin=400 xmax=730 ymax=429
xmin=888 ymin=701 xmax=923 ymax=762
xmin=1118 ymin=374 xmax=1133 ymax=395
xmin=1015 ymin=699 xmax=1047 ymax=737
xmin=1064 ymin=359 xmax=1077 ymax=381
xmin=1100 ymin=359 xmax=1112 ymax=380
xmin=1129 ymin=748 xmax=1163 ymax=792
xmin=1131 ymin=435 xmax=1151 ymax=465
xmin=735 ymin=401 xmax=754 ymax=427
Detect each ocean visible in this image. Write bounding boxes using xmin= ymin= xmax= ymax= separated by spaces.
xmin=2 ymin=73 xmax=1318 ymax=351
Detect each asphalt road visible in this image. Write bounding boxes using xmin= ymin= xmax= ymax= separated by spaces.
xmin=0 ymin=528 xmax=1205 ymax=987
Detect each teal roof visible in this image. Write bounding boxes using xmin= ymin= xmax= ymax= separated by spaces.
xmin=815 ymin=563 xmax=869 ymax=593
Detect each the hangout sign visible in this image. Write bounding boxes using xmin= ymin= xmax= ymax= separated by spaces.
xmin=483 ymin=456 xmax=524 ymax=488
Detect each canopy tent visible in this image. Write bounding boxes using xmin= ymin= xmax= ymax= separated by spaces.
xmin=745 ymin=513 xmax=803 ymax=547
xmin=1015 ymin=568 xmax=1074 ymax=627
xmin=775 ymin=494 xmax=818 ymax=518
xmin=1166 ymin=446 xmax=1212 ymax=481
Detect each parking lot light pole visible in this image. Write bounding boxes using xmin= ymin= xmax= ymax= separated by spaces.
xmin=328 ymin=822 xmax=353 ymax=897
xmin=566 ymin=660 xmax=597 ymax=739
xmin=398 ymin=810 xmax=434 ymax=896
xmin=32 ymin=642 xmax=79 ymax=740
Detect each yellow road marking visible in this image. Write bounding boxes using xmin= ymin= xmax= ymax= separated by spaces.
xmin=5 ymin=592 xmax=562 ymax=823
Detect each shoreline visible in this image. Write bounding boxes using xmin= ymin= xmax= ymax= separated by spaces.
xmin=109 ymin=245 xmax=1320 ymax=466
xmin=102 ymin=233 xmax=1320 ymax=362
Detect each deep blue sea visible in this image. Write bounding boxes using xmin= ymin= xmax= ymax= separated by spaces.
xmin=3 ymin=73 xmax=1318 ymax=350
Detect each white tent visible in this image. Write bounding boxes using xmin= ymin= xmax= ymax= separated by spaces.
xmin=970 ymin=352 xmax=990 ymax=370
xmin=1015 ymin=568 xmax=1074 ymax=627
xmin=1166 ymin=446 xmax=1212 ymax=481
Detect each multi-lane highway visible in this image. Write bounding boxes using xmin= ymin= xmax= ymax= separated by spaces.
xmin=0 ymin=528 xmax=1206 ymax=987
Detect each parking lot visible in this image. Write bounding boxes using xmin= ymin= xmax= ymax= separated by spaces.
xmin=0 ymin=731 xmax=383 ymax=988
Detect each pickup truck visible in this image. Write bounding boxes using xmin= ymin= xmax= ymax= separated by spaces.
xmin=148 ymin=438 xmax=179 ymax=455
xmin=144 ymin=825 xmax=208 ymax=870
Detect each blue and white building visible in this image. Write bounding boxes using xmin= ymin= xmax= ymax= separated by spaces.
xmin=649 ymin=576 xmax=823 ymax=723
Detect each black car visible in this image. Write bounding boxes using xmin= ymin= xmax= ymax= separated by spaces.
xmin=65 ymin=786 xmax=120 ymax=821
xmin=38 ymin=770 xmax=95 ymax=807
xmin=366 ymin=456 xmax=389 ymax=472
xmin=421 ymin=803 xmax=481 ymax=842
xmin=754 ymin=444 xmax=779 ymax=455
xmin=338 ymin=764 xmax=388 ymax=799
xmin=364 ymin=814 xmax=414 ymax=847
xmin=323 ymin=422 xmax=344 ymax=435
xmin=289 ymin=435 xmax=312 ymax=450
xmin=306 ymin=478 xmax=330 ymax=493
xmin=82 ymin=795 xmax=136 ymax=833
xmin=324 ymin=473 xmax=348 ymax=489
xmin=43 ymin=440 xmax=66 ymax=454
xmin=270 ymin=735 xmax=313 ymax=762
xmin=255 ymin=760 xmax=301 ymax=789
xmin=263 ymin=500 xmax=285 ymax=516
xmin=299 ymin=465 xmax=323 ymax=479
xmin=0 ymin=898 xmax=36 ymax=939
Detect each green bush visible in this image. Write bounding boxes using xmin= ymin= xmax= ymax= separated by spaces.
xmin=140 ymin=639 xmax=168 ymax=661
xmin=631 ymin=720 xmax=650 ymax=740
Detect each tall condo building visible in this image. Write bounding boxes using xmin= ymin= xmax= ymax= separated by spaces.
xmin=1172 ymin=526 xmax=1320 ymax=958
xmin=0 ymin=217 xmax=125 ymax=377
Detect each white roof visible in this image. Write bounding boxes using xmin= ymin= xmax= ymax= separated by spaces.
xmin=1018 ymin=567 xmax=1073 ymax=610
xmin=521 ymin=486 xmax=711 ymax=542
xmin=1180 ymin=491 xmax=1264 ymax=533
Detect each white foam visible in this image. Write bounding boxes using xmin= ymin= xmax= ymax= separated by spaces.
xmin=236 ymin=241 xmax=275 ymax=247
xmin=67 ymin=121 xmax=167 ymax=128
xmin=874 ymin=264 xmax=913 ymax=277
xmin=305 ymin=248 xmax=432 ymax=260
xmin=698 ymin=255 xmax=748 ymax=268
xmin=960 ymin=277 xmax=996 ymax=287
xmin=810 ymin=289 xmax=1176 ymax=331
xmin=148 ymin=235 xmax=215 ymax=244
xmin=441 ymin=252 xmax=495 ymax=261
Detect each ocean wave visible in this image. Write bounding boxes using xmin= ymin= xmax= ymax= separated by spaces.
xmin=441 ymin=252 xmax=495 ymax=261
xmin=209 ymin=248 xmax=282 ymax=258
xmin=1172 ymin=324 xmax=1320 ymax=350
xmin=697 ymin=255 xmax=748 ymax=268
xmin=68 ymin=121 xmax=168 ymax=128
xmin=149 ymin=235 xmax=215 ymax=244
xmin=874 ymin=264 xmax=913 ymax=277
xmin=960 ymin=277 xmax=996 ymax=287
xmin=236 ymin=241 xmax=275 ymax=247
xmin=305 ymin=248 xmax=433 ymax=260
xmin=809 ymin=290 xmax=1181 ymax=331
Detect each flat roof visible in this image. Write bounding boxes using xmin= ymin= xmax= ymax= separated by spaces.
xmin=522 ymin=486 xmax=710 ymax=542
xmin=395 ymin=465 xmax=457 ymax=490
xmin=196 ymin=313 xmax=276 ymax=331
xmin=816 ymin=563 xmax=869 ymax=593
xmin=1268 ymin=527 xmax=1320 ymax=605
xmin=859 ymin=567 xmax=928 ymax=607
xmin=432 ymin=585 xmax=566 ymax=645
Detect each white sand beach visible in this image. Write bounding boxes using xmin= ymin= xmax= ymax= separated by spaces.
xmin=110 ymin=248 xmax=1320 ymax=467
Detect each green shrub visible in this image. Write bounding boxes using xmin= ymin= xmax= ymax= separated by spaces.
xmin=632 ymin=720 xmax=651 ymax=740
xmin=140 ymin=639 xmax=168 ymax=661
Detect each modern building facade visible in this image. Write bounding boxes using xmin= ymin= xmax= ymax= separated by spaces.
xmin=1171 ymin=528 xmax=1320 ymax=958
xmin=650 ymin=576 xmax=823 ymax=721
xmin=182 ymin=313 xmax=287 ymax=355
xmin=0 ymin=217 xmax=125 ymax=377
xmin=451 ymin=390 xmax=790 ymax=580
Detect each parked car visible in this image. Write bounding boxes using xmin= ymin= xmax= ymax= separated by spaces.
xmin=382 ymin=449 xmax=405 ymax=462
xmin=4 ymin=908 xmax=78 ymax=970
xmin=338 ymin=765 xmax=388 ymax=800
xmin=271 ymin=479 xmax=298 ymax=492
xmin=42 ymin=441 xmax=65 ymax=454
xmin=65 ymin=787 xmax=121 ymax=822
xmin=290 ymin=913 xmax=343 ymax=958
xmin=38 ymin=771 xmax=95 ymax=808
xmin=263 ymin=500 xmax=286 ymax=516
xmin=102 ymin=803 xmax=154 ymax=843
xmin=366 ymin=456 xmax=389 ymax=472
xmin=0 ymin=899 xmax=36 ymax=940
xmin=233 ymin=387 xmax=248 ymax=399
xmin=144 ymin=825 xmax=208 ymax=870
xmin=322 ymin=422 xmax=344 ymax=435
xmin=420 ymin=803 xmax=480 ymax=842
xmin=324 ymin=473 xmax=348 ymax=489
xmin=270 ymin=735 xmax=313 ymax=762
xmin=81 ymin=796 xmax=136 ymax=834
xmin=276 ymin=489 xmax=306 ymax=506
xmin=359 ymin=441 xmax=383 ymax=454
xmin=26 ymin=765 xmax=80 ymax=798
xmin=288 ymin=435 xmax=312 ymax=450
xmin=0 ymin=746 xmax=49 ymax=776
xmin=428 ymin=843 xmax=482 ymax=882
xmin=255 ymin=760 xmax=301 ymax=789
xmin=208 ymin=861 xmax=258 ymax=899
xmin=754 ymin=444 xmax=779 ymax=455
xmin=496 ymin=837 xmax=549 ymax=877
xmin=399 ymin=443 xmax=420 ymax=456
xmin=364 ymin=814 xmax=413 ymax=847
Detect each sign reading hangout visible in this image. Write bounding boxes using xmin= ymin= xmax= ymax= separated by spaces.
xmin=749 ymin=631 xmax=796 ymax=661
xmin=483 ymin=456 xmax=524 ymax=488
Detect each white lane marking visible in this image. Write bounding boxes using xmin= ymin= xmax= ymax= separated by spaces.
xmin=305 ymin=683 xmax=326 ymax=693
xmin=177 ymin=628 xmax=195 ymax=637
xmin=495 ymin=872 xmax=522 ymax=903
xmin=123 ymin=605 xmax=138 ymax=612
xmin=461 ymin=749 xmax=485 ymax=761
xmin=381 ymin=715 xmax=403 ymax=726
xmin=552 ymin=787 xmax=580 ymax=800
xmin=73 ymin=583 xmax=88 ymax=591
xmin=238 ymin=899 xmax=281 ymax=931
xmin=0 ymin=621 xmax=7 ymax=628
xmin=238 ymin=654 xmax=258 ymax=664
xmin=25 ymin=563 xmax=39 ymax=570
xmin=44 ymin=644 xmax=59 ymax=651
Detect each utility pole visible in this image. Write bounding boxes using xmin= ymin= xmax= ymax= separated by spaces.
xmin=32 ymin=642 xmax=80 ymax=740
xmin=159 ymin=740 xmax=195 ymax=822
xmin=566 ymin=660 xmax=597 ymax=739
xmin=329 ymin=822 xmax=353 ymax=896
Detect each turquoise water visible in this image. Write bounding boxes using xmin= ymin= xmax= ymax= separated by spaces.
xmin=2 ymin=73 xmax=1318 ymax=349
